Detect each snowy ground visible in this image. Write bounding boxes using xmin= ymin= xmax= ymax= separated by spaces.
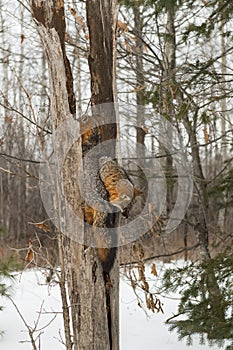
xmin=0 ymin=263 xmax=222 ymax=350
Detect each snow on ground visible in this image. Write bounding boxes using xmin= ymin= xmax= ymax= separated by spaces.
xmin=0 ymin=264 xmax=222 ymax=350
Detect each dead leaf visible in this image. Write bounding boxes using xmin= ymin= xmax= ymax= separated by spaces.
xmin=29 ymin=221 xmax=50 ymax=232
xmin=130 ymin=85 xmax=145 ymax=93
xmin=203 ymin=127 xmax=209 ymax=143
xmin=25 ymin=248 xmax=34 ymax=262
xmin=20 ymin=34 xmax=25 ymax=43
xmin=25 ymin=240 xmax=34 ymax=263
xmin=151 ymin=263 xmax=158 ymax=276
xmin=117 ymin=20 xmax=128 ymax=32
xmin=5 ymin=116 xmax=13 ymax=123
xmin=124 ymin=38 xmax=131 ymax=53
xmin=35 ymin=223 xmax=50 ymax=232
xmin=68 ymin=5 xmax=86 ymax=28
xmin=143 ymin=44 xmax=148 ymax=52
xmin=69 ymin=6 xmax=76 ymax=16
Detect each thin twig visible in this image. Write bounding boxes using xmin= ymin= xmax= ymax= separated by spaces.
xmin=9 ymin=297 xmax=38 ymax=350
xmin=122 ymin=243 xmax=200 ymax=266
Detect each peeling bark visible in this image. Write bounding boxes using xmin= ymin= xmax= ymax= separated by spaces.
xmin=31 ymin=0 xmax=76 ymax=117
xmin=31 ymin=1 xmax=119 ymax=349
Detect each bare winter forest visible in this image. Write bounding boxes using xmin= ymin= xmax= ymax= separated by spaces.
xmin=0 ymin=1 xmax=232 ymax=350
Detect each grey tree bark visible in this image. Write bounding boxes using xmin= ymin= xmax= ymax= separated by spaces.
xmin=133 ymin=6 xmax=146 ymax=158
xmin=30 ymin=1 xmax=119 ymax=349
xmin=162 ymin=3 xmax=176 ymax=218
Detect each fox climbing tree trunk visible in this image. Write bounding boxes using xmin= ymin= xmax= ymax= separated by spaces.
xmin=31 ymin=1 xmax=119 ymax=349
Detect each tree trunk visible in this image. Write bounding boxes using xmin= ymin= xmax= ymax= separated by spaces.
xmin=163 ymin=3 xmax=176 ymax=218
xmin=133 ymin=6 xmax=146 ymax=158
xmin=188 ymin=118 xmax=211 ymax=260
xmin=31 ymin=1 xmax=119 ymax=349
xmin=83 ymin=1 xmax=119 ymax=349
xmin=30 ymin=2 xmax=80 ymax=349
xmin=159 ymin=3 xmax=176 ymax=254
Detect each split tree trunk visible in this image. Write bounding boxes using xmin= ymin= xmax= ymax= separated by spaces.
xmin=85 ymin=2 xmax=119 ymax=349
xmin=31 ymin=1 xmax=119 ymax=349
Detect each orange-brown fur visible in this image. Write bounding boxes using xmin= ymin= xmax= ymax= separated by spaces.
xmin=97 ymin=247 xmax=110 ymax=263
xmin=104 ymin=174 xmax=120 ymax=202
xmin=80 ymin=116 xmax=101 ymax=226
xmin=100 ymin=159 xmax=142 ymax=206
xmin=80 ymin=116 xmax=141 ymax=270
xmin=83 ymin=205 xmax=95 ymax=225
xmin=81 ymin=128 xmax=92 ymax=144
